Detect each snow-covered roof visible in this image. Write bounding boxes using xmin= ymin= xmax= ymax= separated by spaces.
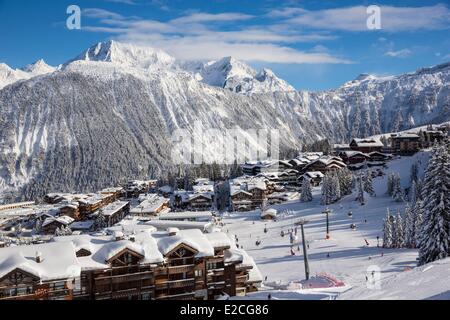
xmin=224 ymin=248 xmax=263 ymax=283
xmin=154 ymin=229 xmax=215 ymax=257
xmin=130 ymin=194 xmax=169 ymax=215
xmin=144 ymin=219 xmax=212 ymax=232
xmin=0 ymin=242 xmax=80 ymax=281
xmin=158 ymin=211 xmax=213 ymax=221
xmin=205 ymin=232 xmax=233 ymax=249
xmin=42 ymin=215 xmax=74 ymax=228
xmin=304 ymin=171 xmax=325 ymax=179
xmin=391 ymin=133 xmax=420 ymax=139
xmin=351 ymin=138 xmax=384 ymax=147
xmin=70 ymin=220 xmax=95 ymax=230
xmin=100 ymin=187 xmax=124 ymax=194
xmin=101 ymin=201 xmax=129 ymax=216
xmin=158 ymin=185 xmax=173 ymax=193
xmin=261 ymin=208 xmax=277 ymax=218
xmin=340 ymin=150 xmax=370 ymax=158
xmin=53 ymin=232 xmax=164 ymax=270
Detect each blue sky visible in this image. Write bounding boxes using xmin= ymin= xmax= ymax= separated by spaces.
xmin=0 ymin=0 xmax=449 ymax=90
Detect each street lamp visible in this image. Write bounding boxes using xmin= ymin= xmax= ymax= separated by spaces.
xmin=295 ymin=219 xmax=310 ymax=280
xmin=322 ymin=208 xmax=332 ymax=239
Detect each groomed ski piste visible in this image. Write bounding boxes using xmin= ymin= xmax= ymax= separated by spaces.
xmin=221 ymin=150 xmax=450 ymax=300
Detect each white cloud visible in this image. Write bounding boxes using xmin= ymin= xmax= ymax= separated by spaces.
xmin=81 ymin=8 xmax=350 ymax=64
xmin=284 ymin=4 xmax=450 ymax=31
xmin=170 ymin=12 xmax=254 ymax=24
xmin=384 ymin=49 xmax=412 ymax=58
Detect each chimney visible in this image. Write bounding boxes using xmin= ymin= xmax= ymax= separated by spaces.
xmin=167 ymin=227 xmax=179 ymax=236
xmin=114 ymin=231 xmax=124 ymax=241
xmin=35 ymin=251 xmax=42 ymax=263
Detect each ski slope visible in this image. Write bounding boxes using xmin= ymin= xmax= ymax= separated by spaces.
xmin=224 ymin=151 xmax=447 ymax=300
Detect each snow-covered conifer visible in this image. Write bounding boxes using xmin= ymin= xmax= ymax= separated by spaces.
xmin=417 ymin=144 xmax=450 ymax=265
xmin=301 ymin=178 xmax=313 ymax=202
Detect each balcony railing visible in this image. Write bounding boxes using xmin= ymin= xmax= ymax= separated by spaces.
xmin=167 ymin=264 xmax=195 ymax=274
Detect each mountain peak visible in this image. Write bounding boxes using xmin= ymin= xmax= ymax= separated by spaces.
xmin=354 ymin=73 xmax=376 ymax=81
xmin=22 ymin=59 xmax=55 ymax=74
xmin=72 ymin=40 xmax=176 ymax=70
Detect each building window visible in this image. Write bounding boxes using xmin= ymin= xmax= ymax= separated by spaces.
xmin=195 ymin=269 xmax=203 ymax=277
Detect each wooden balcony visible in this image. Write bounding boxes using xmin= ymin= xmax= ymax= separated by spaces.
xmin=155 ymin=291 xmax=195 ymax=300
xmin=236 ymin=275 xmax=248 ymax=282
xmin=94 ymin=271 xmax=154 ymax=286
xmin=168 ymin=264 xmax=195 ymax=274
xmin=155 ymin=278 xmax=195 ymax=288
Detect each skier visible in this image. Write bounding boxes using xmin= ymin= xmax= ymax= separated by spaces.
xmin=268 ymin=294 xmax=272 ymax=300
xmin=364 ymin=239 xmax=370 ymax=246
xmin=290 ymin=247 xmax=296 ymax=256
xmin=326 ymin=252 xmax=330 ymax=258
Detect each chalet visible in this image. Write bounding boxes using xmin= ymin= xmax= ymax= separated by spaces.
xmin=267 ymin=191 xmax=299 ymax=205
xmin=70 ymin=220 xmax=95 ymax=233
xmin=50 ymin=229 xmax=260 ymax=300
xmin=124 ymin=180 xmax=158 ymax=198
xmin=368 ymin=151 xmax=391 ymax=162
xmin=300 ymin=171 xmax=324 ymax=187
xmin=229 ymin=177 xmax=270 ymax=204
xmin=58 ymin=202 xmax=80 ymax=220
xmin=229 ymin=190 xmax=254 ymax=212
xmin=98 ymin=201 xmax=130 ymax=227
xmin=99 ymin=187 xmax=124 ymax=201
xmin=78 ymin=194 xmax=116 ymax=219
xmin=242 ymin=160 xmax=293 ymax=176
xmin=0 ymin=242 xmax=81 ymax=300
xmin=390 ymin=133 xmax=420 ymax=154
xmin=41 ymin=215 xmax=74 ymax=234
xmin=173 ymin=187 xmax=215 ymax=212
xmin=129 ymin=194 xmax=170 ymax=217
xmin=339 ymin=151 xmax=371 ymax=165
xmin=349 ymin=138 xmax=384 ymax=153
xmin=420 ymin=129 xmax=446 ymax=148
xmin=261 ymin=208 xmax=277 ymax=220
xmin=186 ymin=194 xmax=214 ymax=211
xmin=158 ymin=185 xmax=173 ymax=198
xmin=303 ymin=156 xmax=346 ymax=174
xmin=333 ymin=144 xmax=352 ymax=154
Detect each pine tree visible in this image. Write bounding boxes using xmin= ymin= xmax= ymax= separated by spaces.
xmin=409 ymin=180 xmax=418 ymax=205
xmin=392 ymin=173 xmax=404 ymax=202
xmin=321 ymin=175 xmax=332 ymax=205
xmin=364 ymin=170 xmax=375 ymax=196
xmin=330 ymin=173 xmax=341 ymax=203
xmin=336 ymin=168 xmax=353 ymax=196
xmin=386 ymin=173 xmax=394 ymax=196
xmin=301 ymin=178 xmax=313 ymax=202
xmin=383 ymin=208 xmax=393 ymax=248
xmin=393 ymin=210 xmax=405 ymax=248
xmin=355 ymin=172 xmax=365 ymax=205
xmin=417 ymin=144 xmax=450 ymax=265
xmin=414 ymin=199 xmax=424 ymax=247
xmin=404 ymin=203 xmax=415 ymax=248
xmin=410 ymin=162 xmax=419 ymax=184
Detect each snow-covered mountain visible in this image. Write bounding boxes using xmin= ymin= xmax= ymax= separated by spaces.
xmin=180 ymin=56 xmax=295 ymax=94
xmin=0 ymin=60 xmax=55 ymax=90
xmin=0 ymin=40 xmax=449 ymax=199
